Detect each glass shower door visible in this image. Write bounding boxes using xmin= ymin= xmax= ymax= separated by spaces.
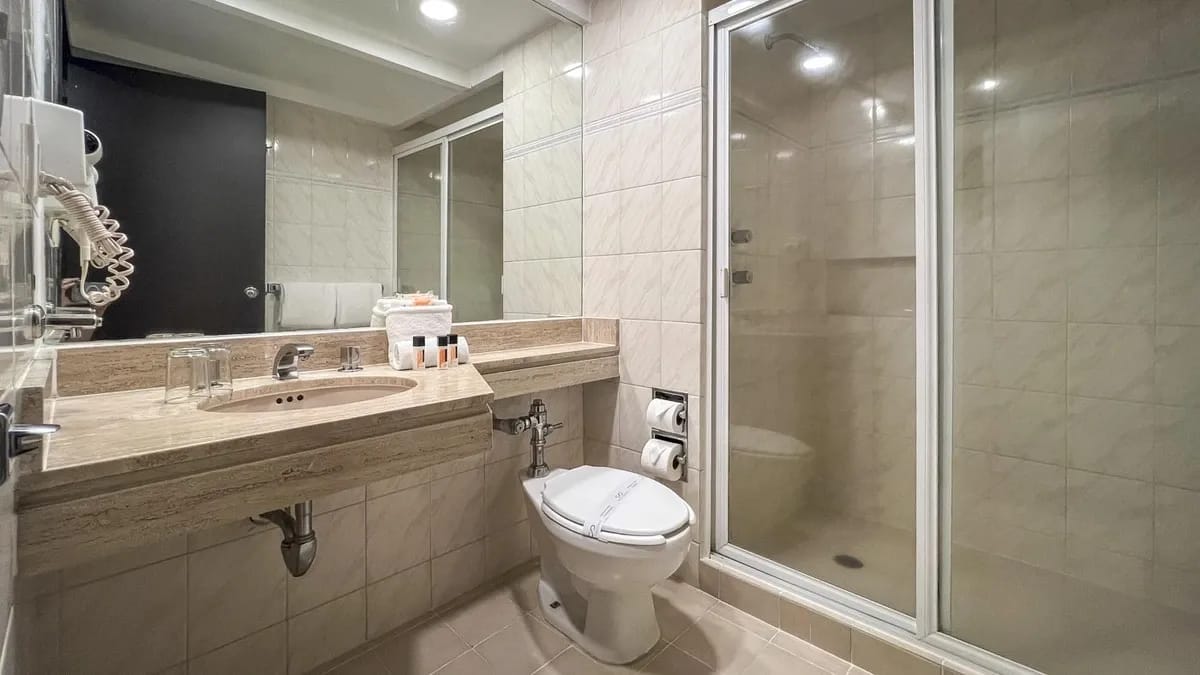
xmin=721 ymin=0 xmax=917 ymax=616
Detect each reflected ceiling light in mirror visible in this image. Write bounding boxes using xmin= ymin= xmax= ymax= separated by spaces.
xmin=420 ymin=0 xmax=458 ymax=22
xmin=800 ymin=52 xmax=835 ymax=73
xmin=895 ymin=135 xmax=916 ymax=146
xmin=730 ymin=131 xmax=747 ymax=142
xmin=976 ymin=78 xmax=999 ymax=91
xmin=775 ymin=149 xmax=795 ymax=160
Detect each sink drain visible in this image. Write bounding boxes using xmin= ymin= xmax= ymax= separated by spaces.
xmin=834 ymin=554 xmax=864 ymax=569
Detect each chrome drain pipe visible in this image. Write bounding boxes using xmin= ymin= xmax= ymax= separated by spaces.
xmin=257 ymin=501 xmax=318 ymax=577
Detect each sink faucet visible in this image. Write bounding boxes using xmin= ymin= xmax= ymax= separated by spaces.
xmin=273 ymin=343 xmax=315 ymax=380
xmin=492 ymin=398 xmax=563 ymax=478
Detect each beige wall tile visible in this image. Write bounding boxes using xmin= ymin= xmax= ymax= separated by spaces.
xmin=808 ymin=612 xmax=851 ymax=661
xmin=432 ymin=540 xmax=486 ymax=608
xmin=61 ymin=558 xmax=187 ymax=675
xmin=366 ymin=562 xmax=432 ymax=640
xmin=1067 ymin=470 xmax=1154 ymax=559
xmin=850 ymin=630 xmax=939 ymax=675
xmin=718 ymin=569 xmax=780 ymax=627
xmin=289 ymin=504 xmax=366 ymax=615
xmin=287 ymin=590 xmax=366 ymax=675
xmin=366 ymin=483 xmax=431 ymax=583
xmin=485 ymin=520 xmax=533 ymax=578
xmin=430 ymin=468 xmax=486 ymax=556
xmin=187 ymin=530 xmax=287 ymax=656
xmin=188 ymin=623 xmax=286 ymax=675
xmin=61 ymin=535 xmax=186 ymax=588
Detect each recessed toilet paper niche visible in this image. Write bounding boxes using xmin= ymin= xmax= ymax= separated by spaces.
xmin=647 ymin=388 xmax=688 ymax=481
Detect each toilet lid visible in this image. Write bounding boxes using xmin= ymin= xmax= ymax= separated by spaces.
xmin=541 ymin=466 xmax=692 ymax=540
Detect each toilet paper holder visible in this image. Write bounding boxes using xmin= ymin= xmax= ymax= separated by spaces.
xmin=650 ymin=388 xmax=688 ymax=480
xmin=650 ymin=388 xmax=688 ymax=431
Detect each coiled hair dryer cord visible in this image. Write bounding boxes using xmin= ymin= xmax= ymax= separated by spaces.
xmin=39 ymin=172 xmax=134 ymax=307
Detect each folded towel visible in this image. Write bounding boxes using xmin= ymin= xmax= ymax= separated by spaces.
xmin=278 ymin=282 xmax=336 ymax=329
xmin=335 ymin=282 xmax=383 ymax=328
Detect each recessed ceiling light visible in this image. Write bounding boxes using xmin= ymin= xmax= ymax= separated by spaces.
xmin=800 ymin=52 xmax=835 ymax=73
xmin=420 ymin=0 xmax=458 ymax=22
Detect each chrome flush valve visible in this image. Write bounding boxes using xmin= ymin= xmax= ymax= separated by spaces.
xmin=492 ymin=398 xmax=563 ymax=478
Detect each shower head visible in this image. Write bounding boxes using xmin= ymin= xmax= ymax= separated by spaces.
xmin=764 ymin=31 xmax=818 ymax=52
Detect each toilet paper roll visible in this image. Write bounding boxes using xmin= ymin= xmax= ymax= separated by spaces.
xmin=640 ymin=438 xmax=685 ymax=481
xmin=645 ymin=398 xmax=686 ymax=433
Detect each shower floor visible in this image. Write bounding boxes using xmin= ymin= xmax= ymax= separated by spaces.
xmin=738 ymin=511 xmax=1200 ymax=675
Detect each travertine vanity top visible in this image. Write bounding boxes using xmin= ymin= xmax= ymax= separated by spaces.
xmin=27 ymin=339 xmax=620 ymax=496
xmin=471 ymin=341 xmax=618 ymax=373
xmin=31 ymin=364 xmax=494 ymax=493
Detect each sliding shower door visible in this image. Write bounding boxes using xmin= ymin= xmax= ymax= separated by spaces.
xmin=393 ymin=107 xmax=503 ymax=321
xmin=941 ymin=1 xmax=1200 ymax=673
xmin=718 ymin=0 xmax=918 ymax=616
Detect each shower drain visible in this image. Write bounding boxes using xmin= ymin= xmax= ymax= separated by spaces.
xmin=833 ymin=554 xmax=864 ymax=569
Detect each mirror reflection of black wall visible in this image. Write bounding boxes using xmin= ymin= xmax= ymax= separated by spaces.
xmin=62 ymin=57 xmax=266 ymax=339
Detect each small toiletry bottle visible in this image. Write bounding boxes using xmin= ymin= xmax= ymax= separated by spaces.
xmin=448 ymin=334 xmax=459 ymax=367
xmin=411 ymin=336 xmax=426 ymax=370
xmin=437 ymin=335 xmax=449 ymax=369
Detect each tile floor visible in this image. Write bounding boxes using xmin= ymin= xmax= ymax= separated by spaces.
xmin=321 ymin=565 xmax=867 ymax=675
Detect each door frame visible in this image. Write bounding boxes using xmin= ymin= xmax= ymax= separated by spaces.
xmin=707 ymin=1 xmax=1040 ymax=673
xmin=392 ymin=104 xmax=503 ymax=298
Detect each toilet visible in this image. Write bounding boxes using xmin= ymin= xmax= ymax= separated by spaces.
xmin=522 ymin=465 xmax=694 ymax=664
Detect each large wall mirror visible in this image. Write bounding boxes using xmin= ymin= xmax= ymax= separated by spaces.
xmin=53 ymin=0 xmax=582 ymax=340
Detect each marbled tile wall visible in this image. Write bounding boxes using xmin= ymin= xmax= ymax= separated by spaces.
xmin=501 ymin=21 xmax=585 ymax=319
xmin=265 ymin=97 xmax=395 ymax=306
xmin=949 ymin=0 xmax=1200 ymax=614
xmin=578 ymin=0 xmax=708 ymax=582
xmin=13 ymin=387 xmax=583 ymax=675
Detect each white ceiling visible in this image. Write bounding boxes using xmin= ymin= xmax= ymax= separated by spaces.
xmin=64 ymin=0 xmax=567 ymax=128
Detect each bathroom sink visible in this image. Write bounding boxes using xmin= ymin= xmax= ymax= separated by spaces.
xmin=200 ymin=376 xmax=418 ymax=413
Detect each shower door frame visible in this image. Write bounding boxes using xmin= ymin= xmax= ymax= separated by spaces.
xmin=391 ymin=104 xmax=503 ymax=299
xmin=708 ymin=1 xmax=1037 ymax=673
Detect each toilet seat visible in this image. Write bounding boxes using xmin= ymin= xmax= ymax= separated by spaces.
xmin=540 ymin=466 xmax=693 ymax=546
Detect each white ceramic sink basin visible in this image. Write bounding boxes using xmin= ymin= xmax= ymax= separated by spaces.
xmin=199 ymin=376 xmax=418 ymax=413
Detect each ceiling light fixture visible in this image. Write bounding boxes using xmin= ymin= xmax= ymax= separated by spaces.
xmin=800 ymin=52 xmax=835 ymax=73
xmin=420 ymin=0 xmax=458 ymax=22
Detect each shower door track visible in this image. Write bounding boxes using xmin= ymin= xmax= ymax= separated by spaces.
xmin=708 ymin=2 xmax=1039 ymax=674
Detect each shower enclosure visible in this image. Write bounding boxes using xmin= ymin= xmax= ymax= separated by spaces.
xmin=394 ymin=106 xmax=504 ymax=322
xmin=711 ymin=1 xmax=1200 ymax=674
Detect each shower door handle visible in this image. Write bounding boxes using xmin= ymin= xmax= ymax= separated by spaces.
xmin=731 ymin=270 xmax=753 ymax=285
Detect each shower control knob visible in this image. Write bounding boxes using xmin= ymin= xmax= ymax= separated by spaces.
xmin=731 ymin=270 xmax=754 ymax=285
xmin=244 ymin=286 xmax=260 ymax=299
xmin=731 ymin=229 xmax=754 ymax=244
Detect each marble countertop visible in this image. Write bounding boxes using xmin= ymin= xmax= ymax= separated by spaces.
xmin=25 ymin=341 xmax=619 ymax=497
xmin=471 ymin=341 xmax=618 ymax=373
xmin=29 ymin=364 xmax=493 ymax=495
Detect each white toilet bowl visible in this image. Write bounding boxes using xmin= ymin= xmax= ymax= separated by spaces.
xmin=523 ymin=465 xmax=694 ymax=664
